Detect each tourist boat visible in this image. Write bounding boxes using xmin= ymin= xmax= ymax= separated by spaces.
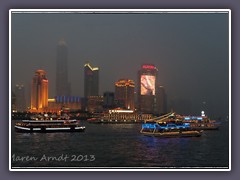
xmin=140 ymin=112 xmax=203 ymax=137
xmin=140 ymin=122 xmax=203 ymax=137
xmin=14 ymin=119 xmax=86 ymax=133
xmin=149 ymin=111 xmax=220 ymax=131
xmin=87 ymin=118 xmax=143 ymax=124
xmin=180 ymin=111 xmax=220 ymax=130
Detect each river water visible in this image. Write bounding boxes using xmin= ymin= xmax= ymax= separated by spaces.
xmin=11 ymin=120 xmax=229 ymax=169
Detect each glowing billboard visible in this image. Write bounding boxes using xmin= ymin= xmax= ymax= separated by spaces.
xmin=141 ymin=75 xmax=155 ymax=95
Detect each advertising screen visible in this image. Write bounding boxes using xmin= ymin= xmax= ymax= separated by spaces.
xmin=141 ymin=75 xmax=155 ymax=95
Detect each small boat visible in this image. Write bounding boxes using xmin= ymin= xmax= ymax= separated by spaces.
xmin=14 ymin=119 xmax=85 ymax=133
xmin=140 ymin=122 xmax=203 ymax=138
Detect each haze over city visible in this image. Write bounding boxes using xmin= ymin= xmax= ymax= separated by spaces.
xmin=11 ymin=10 xmax=229 ymax=118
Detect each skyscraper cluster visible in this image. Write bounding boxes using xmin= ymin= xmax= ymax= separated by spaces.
xmin=14 ymin=39 xmax=167 ymax=115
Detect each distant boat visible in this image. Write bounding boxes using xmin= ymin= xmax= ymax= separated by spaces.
xmin=15 ymin=119 xmax=85 ymax=133
xmin=180 ymin=113 xmax=221 ymax=130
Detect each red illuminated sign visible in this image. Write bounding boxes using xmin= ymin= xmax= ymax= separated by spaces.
xmin=142 ymin=65 xmax=155 ymax=69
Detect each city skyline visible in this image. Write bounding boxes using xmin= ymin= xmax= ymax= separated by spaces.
xmin=11 ymin=10 xmax=229 ymax=118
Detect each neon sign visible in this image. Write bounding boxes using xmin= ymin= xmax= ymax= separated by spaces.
xmin=142 ymin=65 xmax=155 ymax=69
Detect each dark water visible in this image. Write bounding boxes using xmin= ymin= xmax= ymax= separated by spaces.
xmin=11 ymin=120 xmax=229 ymax=169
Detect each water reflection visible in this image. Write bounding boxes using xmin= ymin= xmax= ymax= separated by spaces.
xmin=11 ymin=121 xmax=229 ymax=168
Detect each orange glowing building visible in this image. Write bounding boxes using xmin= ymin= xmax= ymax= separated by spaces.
xmin=30 ymin=70 xmax=48 ymax=112
xmin=115 ymin=79 xmax=135 ymax=110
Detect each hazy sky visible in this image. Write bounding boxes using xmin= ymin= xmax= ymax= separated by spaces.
xmin=11 ymin=10 xmax=229 ymax=118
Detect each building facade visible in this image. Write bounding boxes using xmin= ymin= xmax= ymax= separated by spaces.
xmin=56 ymin=39 xmax=71 ymax=96
xmin=31 ymin=70 xmax=48 ymax=112
xmin=47 ymin=96 xmax=82 ymax=113
xmin=87 ymin=96 xmax=103 ymax=113
xmin=138 ymin=64 xmax=158 ymax=113
xmin=84 ymin=63 xmax=99 ymax=98
xmin=155 ymin=85 xmax=167 ymax=115
xmin=115 ymin=79 xmax=135 ymax=110
xmin=103 ymin=92 xmax=115 ymax=109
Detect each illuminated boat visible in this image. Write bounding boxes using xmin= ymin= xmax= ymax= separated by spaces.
xmin=147 ymin=111 xmax=220 ymax=131
xmin=181 ymin=114 xmax=220 ymax=130
xmin=140 ymin=112 xmax=203 ymax=137
xmin=14 ymin=119 xmax=85 ymax=133
xmin=140 ymin=122 xmax=203 ymax=137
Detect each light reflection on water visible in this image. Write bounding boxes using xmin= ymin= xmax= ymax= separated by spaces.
xmin=11 ymin=121 xmax=229 ymax=168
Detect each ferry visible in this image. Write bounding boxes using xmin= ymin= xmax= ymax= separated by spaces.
xmin=87 ymin=109 xmax=153 ymax=124
xmin=179 ymin=111 xmax=220 ymax=130
xmin=140 ymin=112 xmax=203 ymax=137
xmin=148 ymin=111 xmax=220 ymax=131
xmin=140 ymin=122 xmax=203 ymax=137
xmin=14 ymin=119 xmax=85 ymax=133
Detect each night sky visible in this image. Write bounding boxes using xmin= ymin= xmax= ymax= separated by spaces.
xmin=11 ymin=10 xmax=229 ymax=118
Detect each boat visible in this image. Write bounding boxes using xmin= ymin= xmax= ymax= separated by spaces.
xmin=14 ymin=119 xmax=85 ymax=133
xmin=180 ymin=112 xmax=221 ymax=130
xmin=147 ymin=111 xmax=220 ymax=131
xmin=140 ymin=122 xmax=203 ymax=137
xmin=87 ymin=109 xmax=153 ymax=124
xmin=87 ymin=118 xmax=142 ymax=124
xmin=140 ymin=112 xmax=204 ymax=137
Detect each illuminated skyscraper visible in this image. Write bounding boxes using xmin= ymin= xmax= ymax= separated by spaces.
xmin=138 ymin=64 xmax=158 ymax=113
xmin=56 ymin=39 xmax=71 ymax=96
xmin=31 ymin=70 xmax=48 ymax=111
xmin=115 ymin=79 xmax=135 ymax=110
xmin=15 ymin=84 xmax=26 ymax=112
xmin=84 ymin=63 xmax=99 ymax=98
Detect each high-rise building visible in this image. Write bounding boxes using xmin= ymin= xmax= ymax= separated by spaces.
xmin=115 ymin=79 xmax=135 ymax=110
xmin=138 ymin=64 xmax=158 ymax=113
xmin=12 ymin=91 xmax=16 ymax=112
xmin=84 ymin=63 xmax=99 ymax=98
xmin=56 ymin=39 xmax=71 ymax=96
xmin=31 ymin=70 xmax=48 ymax=112
xmin=155 ymin=85 xmax=167 ymax=115
xmin=103 ymin=92 xmax=115 ymax=109
xmin=87 ymin=96 xmax=103 ymax=113
xmin=15 ymin=84 xmax=26 ymax=112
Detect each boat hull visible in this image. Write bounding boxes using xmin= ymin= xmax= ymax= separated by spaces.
xmin=15 ymin=125 xmax=85 ymax=133
xmin=140 ymin=130 xmax=203 ymax=138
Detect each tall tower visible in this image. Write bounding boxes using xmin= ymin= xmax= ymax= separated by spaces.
xmin=56 ymin=39 xmax=71 ymax=96
xmin=31 ymin=70 xmax=48 ymax=111
xmin=84 ymin=63 xmax=99 ymax=98
xmin=138 ymin=64 xmax=158 ymax=113
xmin=15 ymin=84 xmax=26 ymax=112
xmin=115 ymin=79 xmax=135 ymax=110
xmin=155 ymin=85 xmax=167 ymax=115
